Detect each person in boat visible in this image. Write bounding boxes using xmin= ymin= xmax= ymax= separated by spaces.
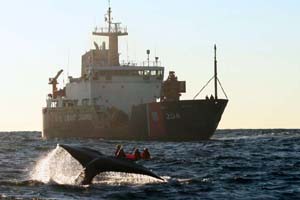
xmin=115 ymin=144 xmax=122 ymax=156
xmin=133 ymin=148 xmax=141 ymax=160
xmin=116 ymin=146 xmax=126 ymax=158
xmin=125 ymin=148 xmax=141 ymax=161
xmin=141 ymin=148 xmax=151 ymax=160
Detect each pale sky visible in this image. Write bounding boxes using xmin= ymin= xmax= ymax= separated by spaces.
xmin=0 ymin=0 xmax=299 ymax=131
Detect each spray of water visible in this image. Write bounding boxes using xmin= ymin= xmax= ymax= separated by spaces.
xmin=31 ymin=145 xmax=83 ymax=185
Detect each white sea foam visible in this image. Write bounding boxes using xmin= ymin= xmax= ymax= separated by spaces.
xmin=93 ymin=172 xmax=167 ymax=185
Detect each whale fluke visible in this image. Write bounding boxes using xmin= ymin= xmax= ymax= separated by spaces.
xmin=58 ymin=144 xmax=163 ymax=184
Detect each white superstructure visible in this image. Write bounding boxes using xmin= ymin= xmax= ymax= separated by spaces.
xmin=46 ymin=6 xmax=164 ymax=116
xmin=64 ymin=66 xmax=164 ymax=115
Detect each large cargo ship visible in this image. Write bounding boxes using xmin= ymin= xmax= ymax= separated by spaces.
xmin=42 ymin=6 xmax=228 ymax=140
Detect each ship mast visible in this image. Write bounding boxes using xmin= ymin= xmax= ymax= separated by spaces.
xmin=214 ymin=44 xmax=218 ymax=100
xmin=108 ymin=1 xmax=112 ymax=33
xmin=93 ymin=4 xmax=128 ymax=66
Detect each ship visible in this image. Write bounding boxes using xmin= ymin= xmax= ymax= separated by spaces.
xmin=42 ymin=5 xmax=228 ymax=140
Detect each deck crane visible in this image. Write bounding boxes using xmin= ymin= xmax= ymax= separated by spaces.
xmin=49 ymin=69 xmax=64 ymax=99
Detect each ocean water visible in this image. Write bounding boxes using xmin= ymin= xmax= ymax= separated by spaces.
xmin=0 ymin=129 xmax=300 ymax=199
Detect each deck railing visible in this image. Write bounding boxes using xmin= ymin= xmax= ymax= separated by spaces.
xmin=120 ymin=60 xmax=162 ymax=67
xmin=94 ymin=26 xmax=128 ymax=34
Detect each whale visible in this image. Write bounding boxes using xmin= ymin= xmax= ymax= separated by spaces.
xmin=58 ymin=144 xmax=163 ymax=184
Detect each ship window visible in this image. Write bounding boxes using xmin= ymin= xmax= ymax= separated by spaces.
xmin=138 ymin=70 xmax=144 ymax=76
xmin=144 ymin=70 xmax=150 ymax=76
xmin=51 ymin=101 xmax=57 ymax=108
xmin=157 ymin=70 xmax=163 ymax=80
xmin=143 ymin=70 xmax=150 ymax=80
xmin=151 ymin=70 xmax=156 ymax=76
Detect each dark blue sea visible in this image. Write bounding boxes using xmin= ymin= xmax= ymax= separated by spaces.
xmin=1 ymin=129 xmax=300 ymax=199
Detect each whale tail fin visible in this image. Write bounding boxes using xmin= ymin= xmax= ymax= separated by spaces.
xmin=80 ymin=157 xmax=164 ymax=184
xmin=58 ymin=144 xmax=163 ymax=184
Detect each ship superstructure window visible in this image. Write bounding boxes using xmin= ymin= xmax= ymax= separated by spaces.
xmin=138 ymin=70 xmax=144 ymax=76
xmin=144 ymin=70 xmax=150 ymax=76
xmin=94 ymin=69 xmax=163 ymax=78
xmin=51 ymin=101 xmax=58 ymax=108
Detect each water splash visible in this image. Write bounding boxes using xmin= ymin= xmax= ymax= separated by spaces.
xmin=93 ymin=172 xmax=166 ymax=185
xmin=30 ymin=145 xmax=83 ymax=185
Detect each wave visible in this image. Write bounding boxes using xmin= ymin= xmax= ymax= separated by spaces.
xmin=0 ymin=180 xmax=44 ymax=187
xmin=214 ymin=129 xmax=300 ymax=141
